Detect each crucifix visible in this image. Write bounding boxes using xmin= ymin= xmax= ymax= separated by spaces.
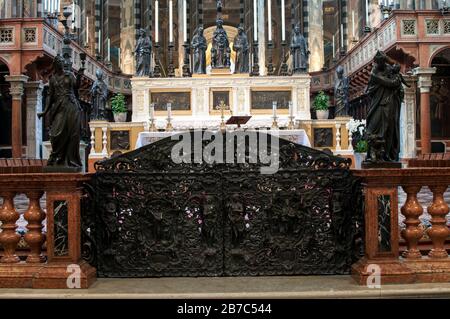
xmin=216 ymin=100 xmax=231 ymax=131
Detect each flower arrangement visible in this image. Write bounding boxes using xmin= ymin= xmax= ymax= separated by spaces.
xmin=347 ymin=119 xmax=367 ymax=153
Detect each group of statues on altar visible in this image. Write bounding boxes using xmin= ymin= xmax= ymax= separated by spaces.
xmin=133 ymin=19 xmax=310 ymax=76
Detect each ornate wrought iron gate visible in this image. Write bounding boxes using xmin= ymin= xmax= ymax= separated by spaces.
xmin=83 ymin=132 xmax=362 ymax=277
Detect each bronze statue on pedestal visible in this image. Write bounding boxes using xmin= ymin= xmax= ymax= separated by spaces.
xmin=211 ymin=19 xmax=230 ymax=69
xmin=290 ymin=24 xmax=309 ymax=74
xmin=191 ymin=26 xmax=207 ymax=74
xmin=37 ymin=55 xmax=83 ymax=171
xmin=90 ymin=69 xmax=108 ymax=121
xmin=363 ymin=51 xmax=405 ymax=166
xmin=334 ymin=66 xmax=349 ymax=117
xmin=233 ymin=25 xmax=250 ymax=74
xmin=134 ymin=29 xmax=152 ymax=77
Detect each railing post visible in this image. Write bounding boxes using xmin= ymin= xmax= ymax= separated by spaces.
xmin=400 ymin=186 xmax=424 ymax=259
xmin=427 ymin=185 xmax=450 ymax=259
xmin=24 ymin=191 xmax=46 ymax=263
xmin=0 ymin=192 xmax=20 ymax=263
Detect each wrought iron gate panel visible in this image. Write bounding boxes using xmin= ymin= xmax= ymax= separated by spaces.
xmin=92 ymin=172 xmax=223 ymax=277
xmin=86 ymin=131 xmax=363 ymax=277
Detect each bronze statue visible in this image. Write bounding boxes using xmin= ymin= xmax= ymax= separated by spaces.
xmin=334 ymin=66 xmax=349 ymax=117
xmin=233 ymin=25 xmax=249 ymax=74
xmin=364 ymin=51 xmax=404 ymax=164
xmin=191 ymin=26 xmax=207 ymax=74
xmin=290 ymin=24 xmax=309 ymax=74
xmin=211 ymin=18 xmax=230 ymax=69
xmin=134 ymin=29 xmax=152 ymax=77
xmin=37 ymin=55 xmax=82 ymax=171
xmin=90 ymin=69 xmax=108 ymax=121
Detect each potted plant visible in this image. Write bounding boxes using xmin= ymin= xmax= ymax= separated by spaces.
xmin=313 ymin=91 xmax=330 ymax=120
xmin=111 ymin=93 xmax=128 ymax=123
xmin=348 ymin=119 xmax=368 ymax=169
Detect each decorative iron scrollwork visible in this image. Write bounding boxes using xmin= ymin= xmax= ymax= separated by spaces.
xmin=86 ymin=131 xmax=361 ymax=277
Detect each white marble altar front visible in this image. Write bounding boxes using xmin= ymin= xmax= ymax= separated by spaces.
xmin=136 ymin=129 xmax=311 ymax=149
xmin=131 ymin=74 xmax=311 ymax=129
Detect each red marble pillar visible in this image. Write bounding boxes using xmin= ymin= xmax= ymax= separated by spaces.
xmin=413 ymin=68 xmax=436 ymax=156
xmin=5 ymin=75 xmax=29 ymax=159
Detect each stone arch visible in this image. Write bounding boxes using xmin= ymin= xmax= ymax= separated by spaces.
xmin=428 ymin=45 xmax=450 ymax=68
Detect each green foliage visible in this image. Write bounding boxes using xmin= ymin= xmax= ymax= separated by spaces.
xmin=111 ymin=93 xmax=127 ymax=114
xmin=355 ymin=140 xmax=368 ymax=154
xmin=313 ymin=91 xmax=330 ymax=111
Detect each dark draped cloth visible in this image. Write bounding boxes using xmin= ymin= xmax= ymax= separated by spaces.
xmin=46 ymin=72 xmax=82 ymax=168
xmin=365 ymin=66 xmax=402 ymax=161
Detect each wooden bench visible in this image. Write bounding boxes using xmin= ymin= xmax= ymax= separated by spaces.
xmin=408 ymin=153 xmax=450 ymax=167
xmin=0 ymin=159 xmax=48 ymax=174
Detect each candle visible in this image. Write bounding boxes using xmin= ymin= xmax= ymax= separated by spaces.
xmin=118 ymin=47 xmax=121 ymax=66
xmin=155 ymin=1 xmax=159 ymax=43
xmin=107 ymin=38 xmax=110 ymax=61
xmin=289 ymin=101 xmax=293 ymax=117
xmin=86 ymin=16 xmax=89 ymax=44
xmin=169 ymin=0 xmax=173 ymax=43
xmin=281 ymin=0 xmax=286 ymax=42
xmin=98 ymin=29 xmax=101 ymax=53
xmin=167 ymin=103 xmax=172 ymax=118
xmin=332 ymin=34 xmax=335 ymax=58
xmin=268 ymin=0 xmax=272 ymax=42
xmin=352 ymin=11 xmax=355 ymax=38
xmin=272 ymin=101 xmax=277 ymax=117
xmin=341 ymin=24 xmax=344 ymax=48
xmin=150 ymin=104 xmax=155 ymax=120
xmin=253 ymin=0 xmax=257 ymax=41
xmin=72 ymin=1 xmax=75 ymax=29
xmin=183 ymin=0 xmax=187 ymax=42
xmin=366 ymin=0 xmax=370 ymax=27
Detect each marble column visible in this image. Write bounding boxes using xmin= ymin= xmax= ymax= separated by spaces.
xmin=5 ymin=75 xmax=28 ymax=158
xmin=257 ymin=0 xmax=265 ymax=76
xmin=399 ymin=75 xmax=417 ymax=160
xmin=24 ymin=81 xmax=44 ymax=159
xmin=413 ymin=67 xmax=436 ymax=155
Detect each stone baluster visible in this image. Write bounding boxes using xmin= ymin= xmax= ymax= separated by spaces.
xmin=90 ymin=126 xmax=96 ymax=153
xmin=0 ymin=192 xmax=20 ymax=263
xmin=427 ymin=185 xmax=450 ymax=259
xmin=24 ymin=191 xmax=46 ymax=263
xmin=348 ymin=127 xmax=353 ymax=151
xmin=400 ymin=186 xmax=424 ymax=259
xmin=335 ymin=123 xmax=342 ymax=151
xmin=102 ymin=126 xmax=108 ymax=156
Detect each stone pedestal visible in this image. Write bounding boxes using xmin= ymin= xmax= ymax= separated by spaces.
xmin=400 ymin=75 xmax=417 ymax=160
xmin=42 ymin=141 xmax=88 ymax=173
xmin=24 ymin=81 xmax=44 ymax=159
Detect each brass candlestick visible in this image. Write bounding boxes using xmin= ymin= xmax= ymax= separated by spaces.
xmin=216 ymin=100 xmax=230 ymax=132
xmin=287 ymin=116 xmax=295 ymax=130
xmin=149 ymin=118 xmax=157 ymax=132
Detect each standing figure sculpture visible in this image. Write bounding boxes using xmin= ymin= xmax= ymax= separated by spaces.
xmin=364 ymin=51 xmax=403 ymax=165
xmin=90 ymin=69 xmax=108 ymax=121
xmin=134 ymin=29 xmax=152 ymax=77
xmin=334 ymin=66 xmax=350 ymax=117
xmin=290 ymin=24 xmax=309 ymax=74
xmin=233 ymin=25 xmax=250 ymax=74
xmin=211 ymin=18 xmax=230 ymax=69
xmin=37 ymin=55 xmax=83 ymax=171
xmin=191 ymin=26 xmax=207 ymax=74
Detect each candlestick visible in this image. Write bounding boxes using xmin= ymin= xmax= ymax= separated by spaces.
xmin=251 ymin=40 xmax=260 ymax=76
xmin=153 ymin=42 xmax=161 ymax=77
xmin=149 ymin=103 xmax=157 ymax=132
xmin=365 ymin=0 xmax=371 ymax=32
xmin=166 ymin=103 xmax=173 ymax=132
xmin=155 ymin=0 xmax=159 ymax=43
xmin=267 ymin=41 xmax=274 ymax=75
xmin=182 ymin=41 xmax=191 ymax=77
xmin=253 ymin=0 xmax=258 ymax=41
xmin=280 ymin=41 xmax=288 ymax=76
xmin=268 ymin=0 xmax=272 ymax=42
xmin=168 ymin=42 xmax=175 ymax=77
xmin=281 ymin=0 xmax=286 ymax=42
xmin=272 ymin=101 xmax=279 ymax=130
xmin=169 ymin=0 xmax=173 ymax=43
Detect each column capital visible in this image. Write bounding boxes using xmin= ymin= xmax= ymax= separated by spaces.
xmin=24 ymin=80 xmax=44 ymax=90
xmin=5 ymin=75 xmax=29 ymax=100
xmin=412 ymin=67 xmax=436 ymax=93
